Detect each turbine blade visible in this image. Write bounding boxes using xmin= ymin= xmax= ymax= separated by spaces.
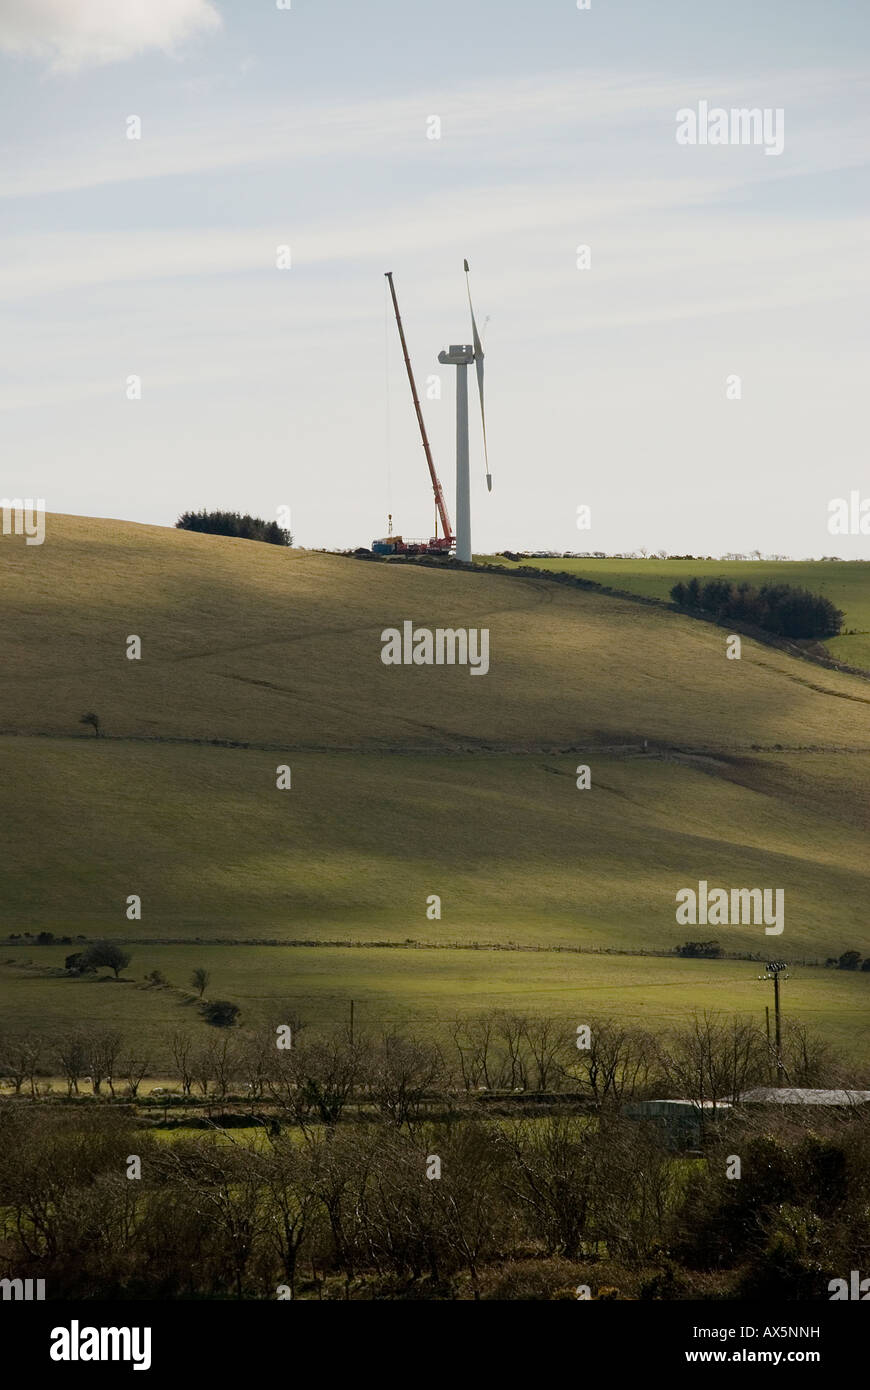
xmin=464 ymin=259 xmax=491 ymax=490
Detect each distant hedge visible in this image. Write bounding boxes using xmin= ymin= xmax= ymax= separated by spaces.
xmin=670 ymin=578 xmax=843 ymax=640
xmin=176 ymin=510 xmax=292 ymax=546
xmin=675 ymin=940 xmax=723 ymax=959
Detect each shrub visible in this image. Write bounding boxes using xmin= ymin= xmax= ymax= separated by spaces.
xmin=838 ymin=950 xmax=862 ymax=971
xmin=737 ymin=1206 xmax=830 ymax=1301
xmin=201 ymin=999 xmax=241 ymax=1028
xmin=65 ymin=952 xmax=93 ymax=973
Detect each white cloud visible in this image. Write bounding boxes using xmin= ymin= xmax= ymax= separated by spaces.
xmin=0 ymin=0 xmax=221 ymax=70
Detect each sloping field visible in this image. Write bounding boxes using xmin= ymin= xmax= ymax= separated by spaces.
xmin=1 ymin=517 xmax=869 ymax=1059
xmin=1 ymin=516 xmax=869 ymax=752
xmin=0 ymin=742 xmax=868 ymax=958
xmin=482 ymin=555 xmax=870 ymax=672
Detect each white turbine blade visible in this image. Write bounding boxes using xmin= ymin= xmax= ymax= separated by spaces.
xmin=464 ymin=259 xmax=491 ymax=491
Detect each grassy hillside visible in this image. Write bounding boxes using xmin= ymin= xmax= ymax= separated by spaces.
xmin=2 ymin=517 xmax=869 ymax=1062
xmin=1 ymin=741 xmax=869 ymax=958
xmin=480 ymin=555 xmax=870 ymax=672
xmin=2 ymin=516 xmax=869 ymax=752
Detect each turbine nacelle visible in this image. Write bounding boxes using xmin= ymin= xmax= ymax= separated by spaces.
xmin=438 ymin=345 xmax=475 ymax=365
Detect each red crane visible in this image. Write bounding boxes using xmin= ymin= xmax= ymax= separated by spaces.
xmin=374 ymin=272 xmax=454 ymax=555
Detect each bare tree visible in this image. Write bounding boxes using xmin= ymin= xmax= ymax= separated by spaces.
xmin=367 ymin=1032 xmax=444 ymax=1127
xmin=258 ymin=1132 xmax=320 ymax=1298
xmin=0 ymin=1030 xmax=42 ymax=1097
xmin=782 ymin=1020 xmax=839 ymax=1088
xmin=157 ymin=1138 xmax=267 ymax=1299
xmin=55 ymin=1032 xmax=88 ymax=1096
xmin=500 ymin=1115 xmax=597 ymax=1256
xmin=192 ymin=1043 xmax=214 ymax=1098
xmin=451 ymin=1013 xmax=497 ymax=1091
xmin=656 ymin=1013 xmax=766 ymax=1136
xmin=522 ymin=1015 xmax=570 ymax=1091
xmin=591 ymin=1120 xmax=681 ymax=1263
xmin=239 ymin=1031 xmax=271 ymax=1105
xmin=122 ymin=1051 xmax=150 ymax=1098
xmin=171 ymin=1030 xmax=195 ymax=1096
xmin=426 ymin=1119 xmax=510 ymax=1299
xmin=332 ymin=1125 xmax=444 ymax=1288
xmin=268 ymin=1028 xmax=366 ymax=1130
xmin=494 ymin=1012 xmax=530 ymax=1090
xmin=84 ymin=1027 xmax=123 ymax=1097
xmin=191 ymin=968 xmax=210 ymax=999
xmin=308 ymin=1125 xmax=370 ymax=1290
xmin=209 ymin=1034 xmax=238 ymax=1100
xmin=563 ymin=1019 xmax=657 ymax=1110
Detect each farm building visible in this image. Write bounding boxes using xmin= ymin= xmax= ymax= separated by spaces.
xmin=623 ymin=1099 xmax=731 ymax=1149
xmin=739 ymin=1088 xmax=870 ymax=1107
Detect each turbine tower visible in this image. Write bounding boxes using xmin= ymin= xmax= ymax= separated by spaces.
xmin=438 ymin=260 xmax=491 ymax=563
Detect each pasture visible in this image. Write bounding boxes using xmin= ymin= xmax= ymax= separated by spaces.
xmin=2 ymin=518 xmax=869 ymax=1070
xmin=3 ymin=944 xmax=869 ymax=1071
xmin=480 ymin=555 xmax=870 ymax=671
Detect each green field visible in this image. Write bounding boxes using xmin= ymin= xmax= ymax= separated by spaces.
xmin=480 ymin=555 xmax=870 ymax=672
xmin=2 ymin=517 xmax=869 ymax=752
xmin=2 ymin=742 xmax=869 ymax=956
xmin=2 ymin=517 xmax=870 ymax=1066
xmin=4 ymin=946 xmax=870 ymax=1071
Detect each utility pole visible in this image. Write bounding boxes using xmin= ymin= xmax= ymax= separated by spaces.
xmin=348 ymin=1000 xmax=357 ymax=1116
xmin=758 ymin=961 xmax=789 ymax=1085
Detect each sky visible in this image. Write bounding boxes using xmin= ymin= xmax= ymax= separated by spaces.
xmin=0 ymin=0 xmax=868 ymax=557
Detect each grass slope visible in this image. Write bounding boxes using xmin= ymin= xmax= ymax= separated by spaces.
xmin=2 ymin=516 xmax=869 ymax=752
xmin=1 ymin=518 xmax=869 ymax=1061
xmin=1 ymin=741 xmax=868 ymax=958
xmin=480 ymin=556 xmax=870 ymax=671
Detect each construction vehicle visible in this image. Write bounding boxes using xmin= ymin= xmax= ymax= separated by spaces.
xmin=373 ymin=273 xmax=454 ymax=557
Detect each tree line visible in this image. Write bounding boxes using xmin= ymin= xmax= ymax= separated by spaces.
xmin=176 ymin=510 xmax=292 ymax=546
xmin=0 ymin=1010 xmax=853 ymax=1111
xmin=670 ymin=577 xmax=844 ymax=639
xmin=0 ymin=1013 xmax=868 ymax=1300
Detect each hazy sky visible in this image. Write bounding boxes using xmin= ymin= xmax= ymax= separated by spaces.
xmin=1 ymin=0 xmax=868 ymax=556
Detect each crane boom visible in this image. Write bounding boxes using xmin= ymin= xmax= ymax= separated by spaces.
xmin=384 ymin=272 xmax=453 ymax=545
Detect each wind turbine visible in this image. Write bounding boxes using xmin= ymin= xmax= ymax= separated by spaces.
xmin=438 ymin=259 xmax=491 ymax=563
